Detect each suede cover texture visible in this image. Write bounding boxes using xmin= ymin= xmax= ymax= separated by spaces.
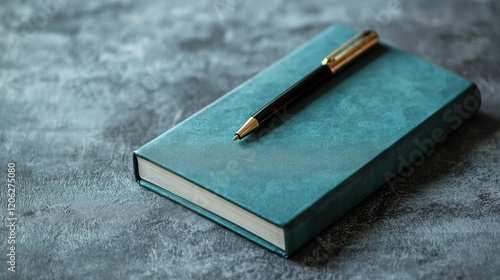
xmin=134 ymin=25 xmax=479 ymax=257
xmin=2 ymin=0 xmax=499 ymax=278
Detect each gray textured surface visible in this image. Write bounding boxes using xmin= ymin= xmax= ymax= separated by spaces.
xmin=1 ymin=0 xmax=499 ymax=278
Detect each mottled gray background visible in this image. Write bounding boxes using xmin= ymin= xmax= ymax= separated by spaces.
xmin=1 ymin=0 xmax=499 ymax=279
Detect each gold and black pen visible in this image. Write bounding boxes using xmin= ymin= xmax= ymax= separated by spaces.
xmin=233 ymin=30 xmax=379 ymax=141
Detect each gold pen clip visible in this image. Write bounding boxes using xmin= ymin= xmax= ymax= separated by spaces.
xmin=321 ymin=30 xmax=379 ymax=73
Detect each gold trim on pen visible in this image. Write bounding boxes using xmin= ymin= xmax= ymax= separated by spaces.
xmin=234 ymin=117 xmax=259 ymax=140
xmin=233 ymin=30 xmax=379 ymax=141
xmin=321 ymin=30 xmax=379 ymax=73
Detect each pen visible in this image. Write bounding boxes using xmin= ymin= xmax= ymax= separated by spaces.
xmin=233 ymin=30 xmax=379 ymax=141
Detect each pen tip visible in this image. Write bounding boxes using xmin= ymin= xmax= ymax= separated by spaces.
xmin=233 ymin=135 xmax=240 ymax=141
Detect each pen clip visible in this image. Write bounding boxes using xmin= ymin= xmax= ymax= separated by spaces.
xmin=321 ymin=30 xmax=379 ymax=73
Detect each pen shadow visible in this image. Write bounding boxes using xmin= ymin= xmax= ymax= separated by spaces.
xmin=243 ymin=44 xmax=390 ymax=143
xmin=287 ymin=111 xmax=500 ymax=266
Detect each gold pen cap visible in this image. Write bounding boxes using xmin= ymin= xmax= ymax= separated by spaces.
xmin=321 ymin=30 xmax=379 ymax=73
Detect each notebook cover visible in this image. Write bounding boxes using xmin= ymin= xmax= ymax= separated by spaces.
xmin=133 ymin=24 xmax=480 ymax=257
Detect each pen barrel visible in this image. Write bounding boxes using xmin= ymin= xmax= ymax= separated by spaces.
xmin=254 ymin=65 xmax=332 ymax=123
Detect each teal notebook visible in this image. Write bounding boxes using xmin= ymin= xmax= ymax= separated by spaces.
xmin=133 ymin=25 xmax=480 ymax=257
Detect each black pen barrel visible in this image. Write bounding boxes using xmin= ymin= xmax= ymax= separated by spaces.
xmin=254 ymin=64 xmax=332 ymax=123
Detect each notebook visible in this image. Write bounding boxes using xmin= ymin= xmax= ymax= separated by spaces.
xmin=133 ymin=24 xmax=480 ymax=257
